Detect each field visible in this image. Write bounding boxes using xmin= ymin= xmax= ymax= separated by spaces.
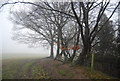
xmin=2 ymin=57 xmax=115 ymax=79
xmin=2 ymin=58 xmax=49 ymax=79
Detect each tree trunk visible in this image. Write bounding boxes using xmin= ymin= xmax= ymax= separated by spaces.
xmin=50 ymin=42 xmax=54 ymax=58
xmin=69 ymin=26 xmax=80 ymax=62
xmin=76 ymin=40 xmax=91 ymax=66
xmin=54 ymin=37 xmax=60 ymax=60
xmin=69 ymin=50 xmax=76 ymax=62
xmin=76 ymin=45 xmax=91 ymax=66
xmin=55 ymin=27 xmax=64 ymax=61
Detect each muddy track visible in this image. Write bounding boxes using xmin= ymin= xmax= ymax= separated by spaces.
xmin=37 ymin=58 xmax=88 ymax=79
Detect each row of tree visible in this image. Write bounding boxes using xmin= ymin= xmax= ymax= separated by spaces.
xmin=3 ymin=1 xmax=120 ymax=66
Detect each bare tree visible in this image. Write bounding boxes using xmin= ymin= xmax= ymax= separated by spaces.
xmin=1 ymin=1 xmax=119 ymax=65
xmin=10 ymin=6 xmax=56 ymax=58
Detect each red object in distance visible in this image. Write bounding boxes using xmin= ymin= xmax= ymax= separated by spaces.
xmin=60 ymin=45 xmax=80 ymax=50
xmin=70 ymin=45 xmax=80 ymax=50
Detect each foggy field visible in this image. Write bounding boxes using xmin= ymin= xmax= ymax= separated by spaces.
xmin=2 ymin=57 xmax=49 ymax=79
xmin=2 ymin=57 xmax=115 ymax=79
xmin=2 ymin=53 xmax=48 ymax=60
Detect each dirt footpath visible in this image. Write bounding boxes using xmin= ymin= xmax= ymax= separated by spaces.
xmin=37 ymin=58 xmax=88 ymax=79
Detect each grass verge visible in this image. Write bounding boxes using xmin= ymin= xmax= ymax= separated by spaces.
xmin=77 ymin=66 xmax=117 ymax=79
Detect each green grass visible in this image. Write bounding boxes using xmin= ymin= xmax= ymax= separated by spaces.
xmin=58 ymin=69 xmax=74 ymax=78
xmin=78 ymin=66 xmax=117 ymax=79
xmin=2 ymin=58 xmax=50 ymax=79
xmin=31 ymin=65 xmax=50 ymax=79
xmin=2 ymin=59 xmax=26 ymax=79
xmin=58 ymin=69 xmax=67 ymax=76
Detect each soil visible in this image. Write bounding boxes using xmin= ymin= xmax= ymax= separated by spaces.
xmin=37 ymin=58 xmax=88 ymax=79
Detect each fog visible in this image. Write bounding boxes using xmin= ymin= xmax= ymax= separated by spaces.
xmin=0 ymin=0 xmax=118 ymax=60
xmin=0 ymin=4 xmax=50 ymax=59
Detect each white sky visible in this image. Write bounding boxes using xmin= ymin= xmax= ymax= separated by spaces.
xmin=0 ymin=4 xmax=50 ymax=59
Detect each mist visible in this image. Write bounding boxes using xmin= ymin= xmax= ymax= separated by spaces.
xmin=0 ymin=5 xmax=50 ymax=60
xmin=2 ymin=53 xmax=49 ymax=60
